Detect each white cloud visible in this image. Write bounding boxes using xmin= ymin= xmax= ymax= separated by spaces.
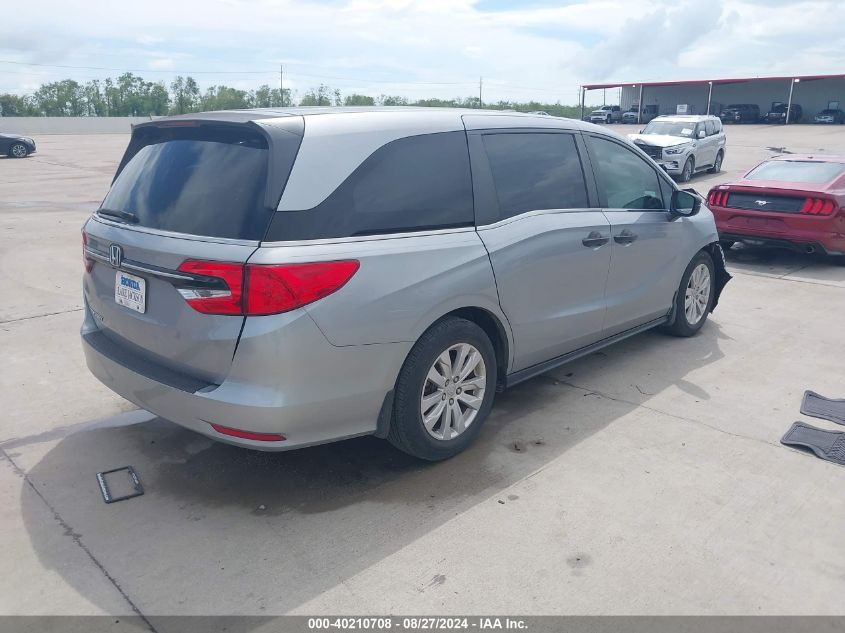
xmin=1 ymin=0 xmax=843 ymax=103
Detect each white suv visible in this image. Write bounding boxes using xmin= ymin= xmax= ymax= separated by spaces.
xmin=628 ymin=115 xmax=726 ymax=182
xmin=589 ymin=105 xmax=622 ymax=124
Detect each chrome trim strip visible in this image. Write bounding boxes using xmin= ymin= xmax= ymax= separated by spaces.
xmin=84 ymin=247 xmax=196 ymax=282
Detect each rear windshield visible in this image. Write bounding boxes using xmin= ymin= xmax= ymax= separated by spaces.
xmin=101 ymin=125 xmax=271 ymax=240
xmin=746 ymin=160 xmax=845 ymax=183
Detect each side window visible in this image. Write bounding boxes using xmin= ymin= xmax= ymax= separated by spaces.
xmin=481 ymin=132 xmax=589 ymax=219
xmin=265 ymin=131 xmax=474 ymax=240
xmin=705 ymin=120 xmax=716 ymax=136
xmin=588 ymin=136 xmax=665 ymax=211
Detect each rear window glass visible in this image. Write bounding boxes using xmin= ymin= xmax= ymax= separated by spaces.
xmin=265 ymin=131 xmax=473 ymax=241
xmin=746 ymin=161 xmax=845 ymax=183
xmin=482 ymin=133 xmax=589 ymax=217
xmin=102 ymin=125 xmax=271 ymax=240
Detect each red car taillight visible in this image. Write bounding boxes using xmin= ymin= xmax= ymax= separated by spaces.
xmin=799 ymin=197 xmax=836 ymax=216
xmin=708 ymin=190 xmax=729 ymax=207
xmin=176 ymin=260 xmax=359 ymax=316
xmin=82 ymin=232 xmax=93 ymax=273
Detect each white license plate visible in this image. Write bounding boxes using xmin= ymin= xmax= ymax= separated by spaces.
xmin=115 ymin=271 xmax=146 ymax=314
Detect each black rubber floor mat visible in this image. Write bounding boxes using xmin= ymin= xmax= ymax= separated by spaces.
xmin=781 ymin=422 xmax=845 ymax=466
xmin=801 ymin=390 xmax=845 ymax=425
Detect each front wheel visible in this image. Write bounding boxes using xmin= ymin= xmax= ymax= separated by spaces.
xmin=9 ymin=143 xmax=28 ymax=158
xmin=663 ymin=251 xmax=715 ymax=337
xmin=388 ymin=317 xmax=497 ymax=461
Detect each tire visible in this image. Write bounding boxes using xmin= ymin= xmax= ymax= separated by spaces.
xmin=606 ymin=115 xmax=611 ymax=124
xmin=663 ymin=251 xmax=715 ymax=338
xmin=679 ymin=157 xmax=694 ymax=183
xmin=9 ymin=143 xmax=28 ymax=158
xmin=388 ymin=317 xmax=497 ymax=461
xmin=719 ymin=240 xmax=735 ymax=250
xmin=708 ymin=151 xmax=723 ymax=173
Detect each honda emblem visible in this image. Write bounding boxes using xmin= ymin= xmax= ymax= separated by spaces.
xmin=109 ymin=244 xmax=123 ymax=268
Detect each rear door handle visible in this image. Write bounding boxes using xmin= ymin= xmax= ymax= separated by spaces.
xmin=614 ymin=230 xmax=638 ymax=245
xmin=582 ymin=231 xmax=610 ymax=248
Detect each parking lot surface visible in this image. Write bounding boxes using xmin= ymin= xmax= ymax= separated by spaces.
xmin=1 ymin=125 xmax=845 ymax=616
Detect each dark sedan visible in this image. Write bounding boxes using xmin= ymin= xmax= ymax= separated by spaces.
xmin=0 ymin=133 xmax=36 ymax=158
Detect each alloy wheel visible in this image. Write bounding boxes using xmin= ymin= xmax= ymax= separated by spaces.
xmin=420 ymin=343 xmax=487 ymax=441
xmin=10 ymin=144 xmax=27 ymax=158
xmin=684 ymin=263 xmax=711 ymax=325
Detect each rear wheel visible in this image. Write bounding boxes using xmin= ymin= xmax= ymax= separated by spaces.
xmin=663 ymin=251 xmax=715 ymax=337
xmin=9 ymin=143 xmax=28 ymax=158
xmin=388 ymin=317 xmax=496 ymax=461
xmin=709 ymin=151 xmax=723 ymax=173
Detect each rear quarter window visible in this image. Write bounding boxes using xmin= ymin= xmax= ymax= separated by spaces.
xmin=265 ymin=131 xmax=474 ymax=240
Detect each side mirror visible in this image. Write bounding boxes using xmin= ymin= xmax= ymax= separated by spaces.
xmin=671 ymin=189 xmax=701 ymax=217
xmin=697 ymin=130 xmax=706 ymax=139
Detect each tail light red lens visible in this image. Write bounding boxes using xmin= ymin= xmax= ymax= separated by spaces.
xmin=82 ymin=232 xmax=93 ymax=273
xmin=245 ymin=261 xmax=360 ymax=316
xmin=707 ymin=190 xmax=729 ymax=207
xmin=177 ymin=260 xmax=244 ymax=315
xmin=800 ymin=197 xmax=837 ymax=216
xmin=177 ymin=260 xmax=359 ymax=316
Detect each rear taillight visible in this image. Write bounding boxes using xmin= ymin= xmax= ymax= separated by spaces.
xmin=245 ymin=261 xmax=360 ymax=316
xmin=177 ymin=260 xmax=244 ymax=315
xmin=82 ymin=232 xmax=93 ymax=273
xmin=177 ymin=260 xmax=359 ymax=316
xmin=707 ymin=190 xmax=729 ymax=207
xmin=800 ymin=197 xmax=836 ymax=216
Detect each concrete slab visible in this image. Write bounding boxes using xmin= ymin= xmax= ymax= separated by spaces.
xmin=291 ymin=404 xmax=845 ymax=615
xmin=0 ymin=453 xmax=136 ymax=615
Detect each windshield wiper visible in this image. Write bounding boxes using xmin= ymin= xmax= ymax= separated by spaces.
xmin=97 ymin=208 xmax=139 ymax=224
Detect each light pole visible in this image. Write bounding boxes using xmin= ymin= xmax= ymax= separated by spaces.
xmin=706 ymin=81 xmax=713 ymax=115
xmin=635 ymin=84 xmax=642 ymax=124
xmin=786 ymin=78 xmax=800 ymax=124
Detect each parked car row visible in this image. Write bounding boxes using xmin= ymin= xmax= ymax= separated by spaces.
xmin=589 ymin=102 xmax=844 ymax=126
xmin=718 ymin=102 xmax=845 ymax=124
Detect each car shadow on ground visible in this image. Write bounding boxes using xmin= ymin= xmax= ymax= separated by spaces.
xmin=724 ymin=242 xmax=845 ymax=281
xmin=12 ymin=320 xmax=727 ymax=616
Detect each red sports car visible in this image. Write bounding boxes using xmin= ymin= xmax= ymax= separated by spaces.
xmin=707 ymin=155 xmax=845 ymax=256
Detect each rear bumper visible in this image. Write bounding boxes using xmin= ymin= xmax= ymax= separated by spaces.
xmin=81 ymin=301 xmax=411 ymax=451
xmin=712 ymin=207 xmax=845 ymax=255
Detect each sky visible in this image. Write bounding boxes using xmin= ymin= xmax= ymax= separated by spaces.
xmin=1 ymin=0 xmax=844 ymax=105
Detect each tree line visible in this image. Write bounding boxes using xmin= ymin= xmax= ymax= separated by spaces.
xmin=0 ymin=73 xmax=581 ymax=118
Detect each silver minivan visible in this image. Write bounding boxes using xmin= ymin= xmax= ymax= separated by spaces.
xmin=82 ymin=108 xmax=730 ymax=460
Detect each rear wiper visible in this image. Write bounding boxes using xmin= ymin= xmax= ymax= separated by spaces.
xmin=96 ymin=208 xmax=139 ymax=224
